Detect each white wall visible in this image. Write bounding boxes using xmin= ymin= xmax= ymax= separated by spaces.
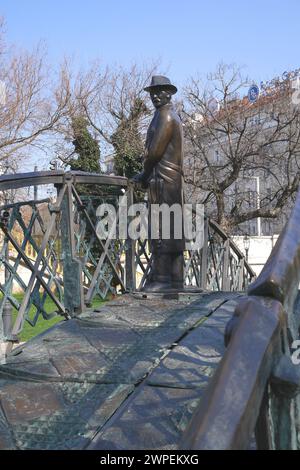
xmin=232 ymin=235 xmax=279 ymax=276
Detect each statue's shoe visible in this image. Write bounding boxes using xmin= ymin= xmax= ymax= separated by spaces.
xmin=143 ymin=281 xmax=172 ymax=293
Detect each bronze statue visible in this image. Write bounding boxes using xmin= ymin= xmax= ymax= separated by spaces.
xmin=132 ymin=76 xmax=185 ymax=291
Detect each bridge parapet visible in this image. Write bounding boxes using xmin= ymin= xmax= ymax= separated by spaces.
xmin=180 ymin=187 xmax=300 ymax=449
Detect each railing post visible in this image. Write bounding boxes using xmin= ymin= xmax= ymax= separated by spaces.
xmin=269 ymin=393 xmax=297 ymax=449
xmin=255 ymin=386 xmax=274 ymax=449
xmin=222 ymin=239 xmax=230 ymax=291
xmin=2 ymin=237 xmax=13 ymax=340
xmin=200 ymin=217 xmax=208 ymax=290
xmin=60 ymin=175 xmax=84 ymax=315
xmin=125 ymin=185 xmax=136 ymax=292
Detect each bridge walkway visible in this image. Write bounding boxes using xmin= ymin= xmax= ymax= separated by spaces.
xmin=0 ymin=291 xmax=242 ymax=450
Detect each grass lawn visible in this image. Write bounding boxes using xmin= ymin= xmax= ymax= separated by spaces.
xmin=3 ymin=293 xmax=107 ymax=343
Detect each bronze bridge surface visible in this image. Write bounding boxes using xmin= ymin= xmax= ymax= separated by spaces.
xmin=0 ymin=170 xmax=300 ymax=450
xmin=0 ymin=291 xmax=240 ymax=450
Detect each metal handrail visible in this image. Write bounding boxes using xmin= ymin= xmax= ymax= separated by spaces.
xmin=0 ymin=170 xmax=128 ymax=191
xmin=179 ymin=187 xmax=300 ymax=450
xmin=248 ymin=188 xmax=300 ymax=336
xmin=208 ymin=218 xmax=256 ymax=280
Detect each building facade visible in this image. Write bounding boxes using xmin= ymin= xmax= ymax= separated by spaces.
xmin=184 ymin=70 xmax=300 ymax=236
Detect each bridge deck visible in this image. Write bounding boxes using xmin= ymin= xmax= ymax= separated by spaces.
xmin=0 ymin=291 xmax=241 ymax=450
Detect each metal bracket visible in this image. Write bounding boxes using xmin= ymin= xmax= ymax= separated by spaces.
xmin=63 ymin=171 xmax=74 ymax=183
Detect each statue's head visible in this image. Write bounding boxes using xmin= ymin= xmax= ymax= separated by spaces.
xmin=144 ymin=75 xmax=177 ymax=109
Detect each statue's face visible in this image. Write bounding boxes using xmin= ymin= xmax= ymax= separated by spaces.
xmin=150 ymin=88 xmax=172 ymax=109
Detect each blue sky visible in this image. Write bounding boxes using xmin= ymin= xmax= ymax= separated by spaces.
xmin=1 ymin=0 xmax=300 ymax=89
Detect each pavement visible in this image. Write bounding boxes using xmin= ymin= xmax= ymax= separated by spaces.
xmin=0 ymin=291 xmax=242 ymax=450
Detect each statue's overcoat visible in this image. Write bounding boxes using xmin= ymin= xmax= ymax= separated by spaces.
xmin=143 ymin=103 xmax=184 ymax=252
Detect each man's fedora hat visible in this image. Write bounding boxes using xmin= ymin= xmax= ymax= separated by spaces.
xmin=144 ymin=75 xmax=177 ymax=94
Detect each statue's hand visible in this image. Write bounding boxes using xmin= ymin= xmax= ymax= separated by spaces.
xmin=130 ymin=172 xmax=149 ymax=189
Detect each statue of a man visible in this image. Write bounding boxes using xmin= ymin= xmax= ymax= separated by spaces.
xmin=132 ymin=76 xmax=185 ymax=292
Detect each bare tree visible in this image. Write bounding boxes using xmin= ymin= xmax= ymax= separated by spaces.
xmin=54 ymin=61 xmax=162 ymax=176
xmin=0 ymin=23 xmax=70 ymax=172
xmin=183 ymin=63 xmax=300 ymax=234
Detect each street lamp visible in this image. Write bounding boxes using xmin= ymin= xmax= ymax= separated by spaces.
xmin=242 ymin=176 xmax=261 ymax=236
xmin=243 ymin=234 xmax=250 ymax=262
